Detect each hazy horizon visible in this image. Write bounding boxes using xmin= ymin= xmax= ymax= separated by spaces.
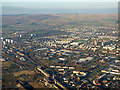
xmin=2 ymin=2 xmax=118 ymax=15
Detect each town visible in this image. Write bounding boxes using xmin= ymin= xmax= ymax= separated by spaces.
xmin=1 ymin=14 xmax=120 ymax=89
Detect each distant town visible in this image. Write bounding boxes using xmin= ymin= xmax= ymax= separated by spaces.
xmin=1 ymin=14 xmax=120 ymax=89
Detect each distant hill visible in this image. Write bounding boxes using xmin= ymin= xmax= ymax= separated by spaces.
xmin=2 ymin=14 xmax=117 ymax=27
xmin=2 ymin=6 xmax=118 ymax=15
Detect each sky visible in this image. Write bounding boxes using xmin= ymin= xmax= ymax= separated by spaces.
xmin=2 ymin=0 xmax=119 ymax=9
xmin=2 ymin=2 xmax=118 ymax=9
xmin=2 ymin=0 xmax=119 ymax=2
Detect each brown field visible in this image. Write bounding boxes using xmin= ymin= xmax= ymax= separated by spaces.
xmin=13 ymin=70 xmax=36 ymax=77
